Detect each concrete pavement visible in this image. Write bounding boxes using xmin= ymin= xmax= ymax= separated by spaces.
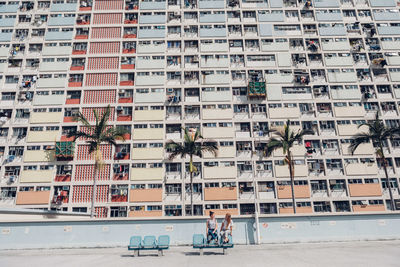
xmin=1 ymin=240 xmax=399 ymax=267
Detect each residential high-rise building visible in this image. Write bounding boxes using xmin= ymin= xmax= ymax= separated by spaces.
xmin=1 ymin=0 xmax=400 ymax=218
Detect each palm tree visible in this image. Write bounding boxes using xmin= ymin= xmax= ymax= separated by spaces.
xmin=265 ymin=120 xmax=313 ymax=214
xmin=68 ymin=105 xmax=128 ymax=218
xmin=349 ymin=112 xmax=400 ymax=211
xmin=166 ymin=128 xmax=218 ymax=216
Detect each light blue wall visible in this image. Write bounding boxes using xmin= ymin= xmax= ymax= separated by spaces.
xmin=139 ymin=1 xmax=166 ymax=10
xmin=1 ymin=214 xmax=400 ymax=249
xmin=50 ymin=3 xmax=77 ymax=12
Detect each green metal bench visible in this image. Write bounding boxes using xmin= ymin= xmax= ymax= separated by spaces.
xmin=128 ymin=235 xmax=170 ymax=256
xmin=192 ymin=234 xmax=234 ymax=255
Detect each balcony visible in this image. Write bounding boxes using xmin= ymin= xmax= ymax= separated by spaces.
xmin=50 ymin=3 xmax=77 ymax=12
xmin=203 ymin=166 xmax=236 ymax=179
xmin=277 ymin=185 xmax=310 ymax=199
xmin=136 ymin=58 xmax=165 ymax=69
xmin=134 ymin=110 xmax=164 ymax=121
xmin=37 ymin=77 xmax=66 ymax=88
xmin=269 ymin=107 xmax=300 ymax=119
xmin=352 ymin=204 xmax=385 ymax=212
xmin=204 ymin=187 xmax=237 ymax=201
xmin=341 ymin=143 xmax=374 ymax=155
xmin=139 ymin=14 xmax=166 ymax=24
xmin=137 ymin=43 xmax=166 ymax=54
xmin=202 ymin=73 xmax=230 ymax=85
xmin=20 ymin=169 xmax=54 ymax=183
xmin=132 ymin=128 xmax=163 ymax=140
xmin=204 ymin=208 xmax=239 ymax=216
xmin=348 ymin=184 xmax=382 ymax=197
xmin=202 ymin=108 xmax=232 ymax=120
xmin=130 ymin=168 xmax=163 ymax=181
xmin=337 ymin=124 xmax=368 ymax=136
xmin=138 ymin=28 xmax=165 ymax=39
xmin=200 ymin=57 xmax=229 ymax=68
xmin=129 ymin=210 xmax=162 ymax=217
xmin=200 ymin=42 xmax=229 ymax=52
xmin=30 ymin=112 xmax=62 ymax=124
xmin=273 ymin=145 xmax=306 ymax=157
xmin=130 ymin=188 xmax=163 ymax=202
xmin=274 ymin=165 xmax=308 ymax=178
xmin=204 ymin=146 xmax=235 ymax=159
xmin=201 ymin=90 xmax=231 ymax=102
xmin=333 ymin=106 xmax=366 ymax=118
xmin=16 ymin=191 xmax=50 ymax=205
xmin=132 ymin=147 xmax=163 ymax=160
xmin=345 ymin=163 xmax=378 ymax=176
xmin=39 ymin=62 xmax=69 ymax=72
xmin=27 ymin=130 xmax=59 ymax=143
xmin=202 ymin=127 xmax=234 ymax=138
xmin=23 ymin=150 xmax=55 ymax=162
xmin=135 ymin=75 xmax=165 ymax=86
xmin=279 ymin=206 xmax=313 ymax=214
xmin=139 ymin=1 xmax=166 ymax=9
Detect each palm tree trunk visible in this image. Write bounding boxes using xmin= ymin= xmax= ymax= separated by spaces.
xmin=380 ymin=145 xmax=395 ymax=211
xmin=90 ymin=147 xmax=100 ymax=218
xmin=287 ymin=151 xmax=297 ymax=214
xmin=189 ymin=155 xmax=194 ymax=216
xmin=90 ymin=162 xmax=98 ymax=218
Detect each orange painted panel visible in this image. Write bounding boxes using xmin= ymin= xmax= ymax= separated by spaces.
xmin=348 ymin=184 xmax=382 ymax=197
xmin=204 ymin=187 xmax=237 ymax=201
xmin=129 ymin=210 xmax=162 ymax=217
xmin=277 ymin=185 xmax=310 ymax=199
xmin=352 ymin=204 xmax=385 ymax=212
xmin=204 ymin=209 xmax=239 ymax=216
xmin=279 ymin=207 xmax=313 ymax=214
xmin=130 ymin=188 xmax=162 ymax=202
xmin=16 ymin=191 xmax=50 ymax=205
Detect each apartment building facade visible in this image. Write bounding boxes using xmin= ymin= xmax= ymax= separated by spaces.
xmin=1 ymin=0 xmax=400 ymax=218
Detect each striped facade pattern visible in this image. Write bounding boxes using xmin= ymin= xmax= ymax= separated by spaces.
xmin=89 ymin=42 xmax=120 ymax=54
xmin=83 ymin=89 xmax=117 ymax=104
xmin=90 ymin=27 xmax=121 ymax=39
xmin=94 ymin=207 xmax=108 ymax=218
xmin=87 ymin=57 xmax=119 ymax=70
xmin=79 ymin=125 xmax=113 ymax=140
xmin=94 ymin=0 xmax=124 ymax=10
xmin=72 ymin=185 xmax=109 ymax=203
xmin=76 ymin=144 xmax=113 ymax=161
xmin=85 ymin=73 xmax=118 ymax=87
xmin=74 ymin=164 xmax=111 ymax=181
xmin=93 ymin=13 xmax=123 ymax=25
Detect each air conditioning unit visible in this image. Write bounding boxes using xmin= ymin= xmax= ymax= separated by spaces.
xmin=111 ymin=184 xmax=118 ymax=189
xmin=167 ymin=88 xmax=174 ymax=93
xmin=8 ymin=176 xmax=16 ymax=183
xmin=256 ymin=164 xmax=263 ymax=170
xmin=64 ymin=165 xmax=72 ymax=171
xmin=62 ymin=186 xmax=69 ymax=190
xmin=120 ymin=89 xmax=126 ymax=93
xmin=116 ymin=106 xmax=124 ymax=111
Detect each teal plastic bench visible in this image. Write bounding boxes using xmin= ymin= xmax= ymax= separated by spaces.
xmin=128 ymin=235 xmax=170 ymax=256
xmin=192 ymin=234 xmax=233 ymax=255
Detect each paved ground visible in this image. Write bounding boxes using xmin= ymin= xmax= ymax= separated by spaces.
xmin=1 ymin=240 xmax=399 ymax=267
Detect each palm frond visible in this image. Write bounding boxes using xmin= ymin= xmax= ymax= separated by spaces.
xmin=73 ymin=112 xmax=91 ymax=127
xmin=265 ymin=138 xmax=283 ymax=157
xmin=349 ymin=133 xmax=371 ymax=155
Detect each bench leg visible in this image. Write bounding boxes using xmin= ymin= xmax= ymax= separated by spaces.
xmin=158 ymin=250 xmax=162 ymax=257
xmin=223 ymin=248 xmax=227 ymax=255
xmin=134 ymin=250 xmax=139 ymax=257
xmin=199 ymin=248 xmax=203 ymax=256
